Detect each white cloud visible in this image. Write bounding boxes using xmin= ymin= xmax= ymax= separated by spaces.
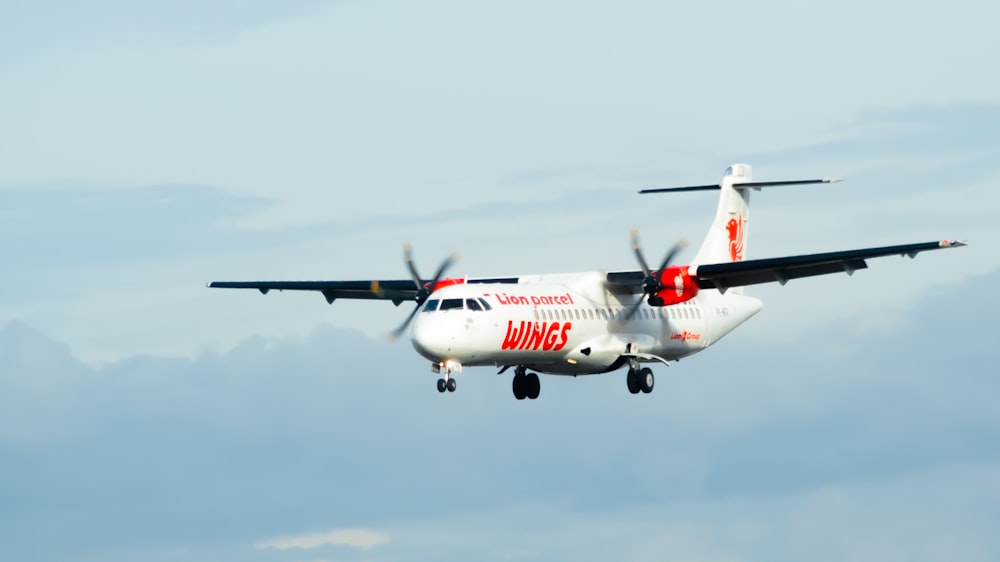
xmin=255 ymin=528 xmax=390 ymax=551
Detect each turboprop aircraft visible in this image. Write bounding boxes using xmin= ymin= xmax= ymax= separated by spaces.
xmin=209 ymin=164 xmax=965 ymax=400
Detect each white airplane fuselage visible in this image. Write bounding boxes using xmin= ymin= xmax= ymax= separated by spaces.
xmin=411 ymin=272 xmax=762 ymax=376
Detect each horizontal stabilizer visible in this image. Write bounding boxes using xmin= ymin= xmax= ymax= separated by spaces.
xmin=639 ymin=178 xmax=840 ymax=194
xmin=638 ymin=184 xmax=720 ymax=194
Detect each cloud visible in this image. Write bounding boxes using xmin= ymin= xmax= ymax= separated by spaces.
xmin=255 ymin=528 xmax=389 ymax=550
xmin=2 ymin=268 xmax=999 ymax=561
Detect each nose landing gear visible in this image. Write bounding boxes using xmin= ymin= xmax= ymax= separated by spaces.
xmin=432 ymin=360 xmax=460 ymax=393
xmin=436 ymin=377 xmax=457 ymax=393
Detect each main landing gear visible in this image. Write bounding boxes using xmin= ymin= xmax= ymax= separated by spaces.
xmin=512 ymin=366 xmax=540 ymax=400
xmin=626 ymin=366 xmax=654 ymax=394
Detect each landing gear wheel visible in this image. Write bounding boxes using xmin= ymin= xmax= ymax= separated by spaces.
xmin=512 ymin=373 xmax=527 ymax=400
xmin=437 ymin=378 xmax=447 ymax=393
xmin=526 ymin=373 xmax=540 ymax=400
xmin=447 ymin=378 xmax=457 ymax=392
xmin=626 ymin=369 xmax=641 ymax=394
xmin=639 ymin=367 xmax=654 ymax=394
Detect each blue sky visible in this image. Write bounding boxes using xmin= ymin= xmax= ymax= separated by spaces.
xmin=1 ymin=1 xmax=998 ymax=561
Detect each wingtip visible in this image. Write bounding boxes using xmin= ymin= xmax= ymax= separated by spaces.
xmin=941 ymin=239 xmax=968 ymax=248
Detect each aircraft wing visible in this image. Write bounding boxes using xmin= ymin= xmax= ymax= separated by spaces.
xmin=207 ymin=276 xmax=521 ymax=305
xmin=692 ymin=239 xmax=966 ymax=291
xmin=207 ymin=279 xmax=421 ymax=305
xmin=606 ymin=240 xmax=966 ymax=292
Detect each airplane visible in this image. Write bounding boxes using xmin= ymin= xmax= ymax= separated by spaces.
xmin=209 ymin=164 xmax=966 ymax=400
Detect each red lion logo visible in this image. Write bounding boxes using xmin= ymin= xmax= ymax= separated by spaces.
xmin=726 ymin=214 xmax=744 ymax=261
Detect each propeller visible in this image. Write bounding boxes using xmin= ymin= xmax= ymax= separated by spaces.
xmin=623 ymin=230 xmax=687 ymax=322
xmin=388 ymin=244 xmax=458 ymax=339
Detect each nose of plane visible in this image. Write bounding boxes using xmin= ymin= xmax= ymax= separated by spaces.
xmin=410 ymin=311 xmax=455 ymax=361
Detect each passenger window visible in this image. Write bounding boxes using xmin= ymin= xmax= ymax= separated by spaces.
xmin=466 ymin=299 xmax=482 ymax=311
xmin=440 ymin=298 xmax=464 ymax=311
xmin=423 ymin=299 xmax=440 ymax=312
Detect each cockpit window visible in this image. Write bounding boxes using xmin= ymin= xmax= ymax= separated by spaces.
xmin=478 ymin=298 xmax=492 ymax=311
xmin=440 ymin=298 xmax=464 ymax=311
xmin=423 ymin=299 xmax=439 ymax=312
xmin=466 ymin=298 xmax=482 ymax=311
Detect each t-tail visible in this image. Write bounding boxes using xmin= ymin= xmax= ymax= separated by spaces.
xmin=640 ymin=164 xmax=841 ymax=293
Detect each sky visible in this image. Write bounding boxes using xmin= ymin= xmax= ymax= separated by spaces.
xmin=1 ymin=0 xmax=998 ymax=560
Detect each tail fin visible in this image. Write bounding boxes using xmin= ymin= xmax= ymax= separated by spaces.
xmin=691 ymin=164 xmax=753 ymax=267
xmin=639 ymin=164 xmax=842 ymax=285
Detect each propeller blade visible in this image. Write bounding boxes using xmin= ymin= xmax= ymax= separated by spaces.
xmin=429 ymin=253 xmax=459 ymax=287
xmin=389 ymin=302 xmax=421 ymax=340
xmin=655 ymin=239 xmax=688 ymax=274
xmin=625 ymin=237 xmax=689 ymax=322
xmin=622 ymin=294 xmax=646 ymax=322
xmin=403 ymin=243 xmax=422 ymax=290
xmin=630 ymin=229 xmax=652 ymax=277
xmin=389 ymin=247 xmax=459 ymax=340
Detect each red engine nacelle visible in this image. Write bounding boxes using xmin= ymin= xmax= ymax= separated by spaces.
xmin=651 ymin=265 xmax=699 ymax=306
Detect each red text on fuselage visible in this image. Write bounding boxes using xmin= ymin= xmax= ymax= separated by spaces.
xmin=501 ymin=321 xmax=572 ymax=351
xmin=494 ymin=292 xmax=575 ymax=307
